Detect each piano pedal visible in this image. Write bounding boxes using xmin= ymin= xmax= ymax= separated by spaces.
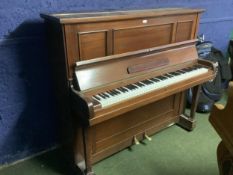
xmin=144 ymin=133 xmax=152 ymax=141
xmin=133 ymin=136 xmax=140 ymax=145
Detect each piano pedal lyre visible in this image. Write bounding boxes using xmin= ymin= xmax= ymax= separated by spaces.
xmin=133 ymin=136 xmax=140 ymax=145
xmin=144 ymin=133 xmax=152 ymax=141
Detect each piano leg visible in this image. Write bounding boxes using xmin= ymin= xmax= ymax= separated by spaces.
xmin=83 ymin=128 xmax=96 ymax=175
xmin=73 ymin=127 xmax=95 ymax=175
xmin=178 ymin=85 xmax=201 ymax=131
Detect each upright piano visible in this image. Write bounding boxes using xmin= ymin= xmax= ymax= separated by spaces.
xmin=41 ymin=8 xmax=216 ymax=175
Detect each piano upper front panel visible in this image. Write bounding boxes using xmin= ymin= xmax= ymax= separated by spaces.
xmin=62 ymin=12 xmax=201 ymax=78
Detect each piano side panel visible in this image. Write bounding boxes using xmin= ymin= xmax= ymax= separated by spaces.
xmin=89 ymin=93 xmax=182 ymax=163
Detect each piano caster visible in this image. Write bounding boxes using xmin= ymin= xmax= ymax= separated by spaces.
xmin=133 ymin=136 xmax=140 ymax=145
xmin=144 ymin=133 xmax=152 ymax=141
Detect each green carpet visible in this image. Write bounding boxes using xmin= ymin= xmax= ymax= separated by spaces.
xmin=0 ymin=95 xmax=227 ymax=175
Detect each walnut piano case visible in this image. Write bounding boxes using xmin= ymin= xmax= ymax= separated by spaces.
xmin=41 ymin=8 xmax=211 ymax=175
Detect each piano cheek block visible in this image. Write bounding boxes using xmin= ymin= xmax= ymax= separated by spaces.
xmin=70 ymin=88 xmax=93 ymax=126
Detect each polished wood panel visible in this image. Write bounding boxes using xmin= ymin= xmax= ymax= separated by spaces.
xmin=209 ymin=81 xmax=233 ymax=155
xmin=78 ymin=31 xmax=107 ymax=60
xmin=176 ymin=21 xmax=194 ymax=42
xmin=113 ymin=24 xmax=173 ymax=54
xmin=209 ymin=82 xmax=233 ymax=175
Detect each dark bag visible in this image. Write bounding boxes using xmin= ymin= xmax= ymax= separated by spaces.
xmin=228 ymin=39 xmax=233 ymax=78
xmin=187 ymin=40 xmax=232 ymax=113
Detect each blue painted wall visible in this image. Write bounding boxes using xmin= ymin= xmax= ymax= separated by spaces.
xmin=0 ymin=0 xmax=233 ymax=165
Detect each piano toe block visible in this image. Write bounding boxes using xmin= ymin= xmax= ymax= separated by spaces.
xmin=177 ymin=114 xmax=196 ymax=131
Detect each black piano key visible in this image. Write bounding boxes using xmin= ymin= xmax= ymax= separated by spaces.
xmin=106 ymin=91 xmax=114 ymax=96
xmin=182 ymin=67 xmax=192 ymax=72
xmin=110 ymin=90 xmax=117 ymax=95
xmin=98 ymin=93 xmax=105 ymax=98
xmin=150 ymin=78 xmax=160 ymax=82
xmin=93 ymin=95 xmax=100 ymax=101
xmin=102 ymin=92 xmax=110 ymax=98
xmin=119 ymin=87 xmax=126 ymax=92
xmin=124 ymin=85 xmax=131 ymax=90
xmin=108 ymin=90 xmax=116 ymax=96
xmin=141 ymin=80 xmax=152 ymax=85
xmin=149 ymin=78 xmax=155 ymax=82
xmin=128 ymin=85 xmax=135 ymax=90
xmin=177 ymin=70 xmax=185 ymax=74
xmin=131 ymin=85 xmax=137 ymax=89
xmin=135 ymin=82 xmax=145 ymax=87
xmin=125 ymin=85 xmax=135 ymax=90
xmin=147 ymin=79 xmax=154 ymax=83
xmin=122 ymin=87 xmax=129 ymax=92
xmin=112 ymin=89 xmax=120 ymax=94
xmin=156 ymin=76 xmax=167 ymax=80
xmin=131 ymin=84 xmax=138 ymax=89
xmin=98 ymin=93 xmax=106 ymax=99
xmin=114 ymin=90 xmax=120 ymax=94
xmin=102 ymin=93 xmax=109 ymax=98
xmin=117 ymin=88 xmax=125 ymax=93
xmin=164 ymin=73 xmax=173 ymax=78
xmin=169 ymin=72 xmax=180 ymax=76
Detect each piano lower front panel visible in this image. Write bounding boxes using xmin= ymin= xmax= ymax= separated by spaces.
xmin=89 ymin=93 xmax=183 ymax=164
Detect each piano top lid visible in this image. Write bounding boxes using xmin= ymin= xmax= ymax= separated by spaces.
xmin=40 ymin=8 xmax=205 ymax=24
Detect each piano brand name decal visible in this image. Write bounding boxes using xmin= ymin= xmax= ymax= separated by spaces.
xmin=127 ymin=58 xmax=169 ymax=74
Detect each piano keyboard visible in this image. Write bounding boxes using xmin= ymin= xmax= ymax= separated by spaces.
xmin=92 ymin=65 xmax=208 ymax=108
